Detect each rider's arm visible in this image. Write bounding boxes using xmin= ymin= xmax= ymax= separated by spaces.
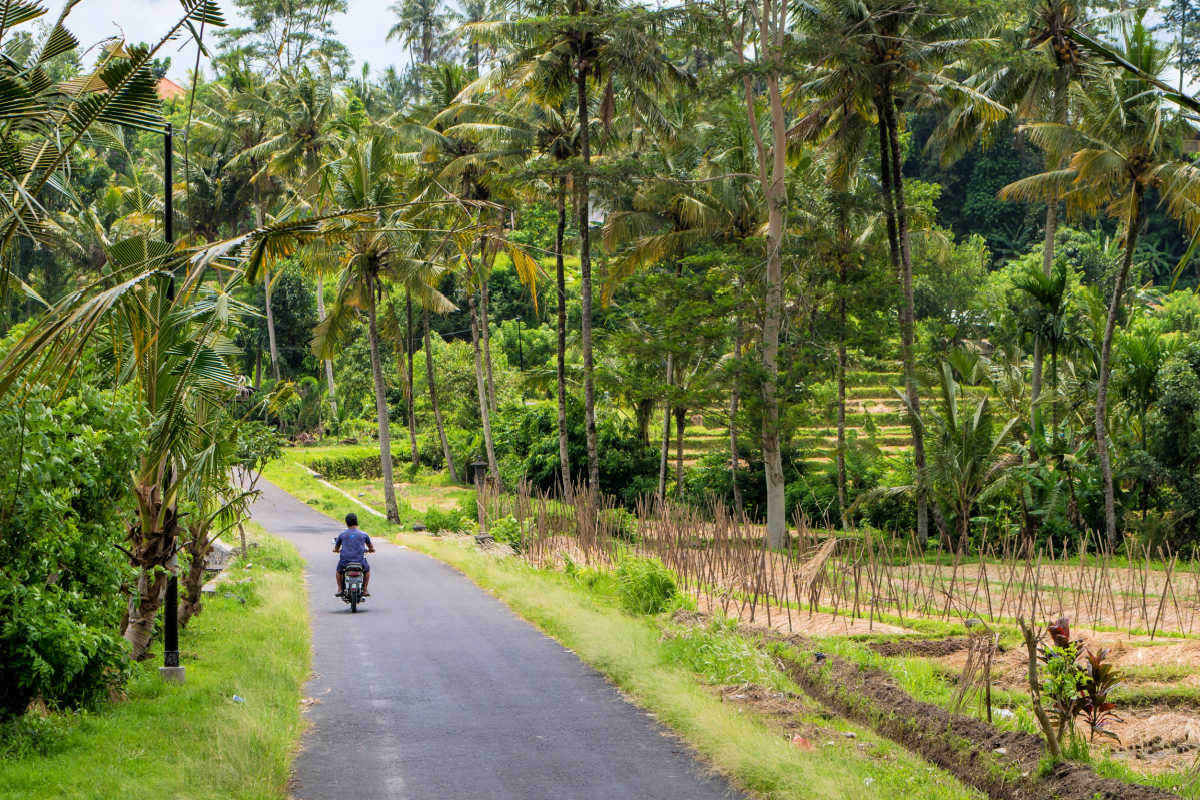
xmin=333 ymin=533 xmax=341 ymax=554
xmin=366 ymin=534 xmax=375 ymax=553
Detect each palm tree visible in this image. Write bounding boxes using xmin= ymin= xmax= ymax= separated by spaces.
xmin=318 ymin=134 xmax=411 ymax=522
xmin=602 ymin=114 xmax=761 ymax=504
xmin=936 ymin=0 xmax=1084 ymax=413
xmin=921 ymin=361 xmax=1019 ymax=550
xmin=469 ymin=0 xmax=688 ymax=491
xmin=408 ymin=63 xmax=509 ymax=483
xmin=439 ymin=90 xmax=578 ymax=483
xmin=1012 ymin=257 xmax=1074 ymax=432
xmin=388 ymin=0 xmax=451 ymax=85
xmin=250 ymin=68 xmax=346 ymax=416
xmin=795 ymin=0 xmax=1004 ymax=545
xmin=1001 ymin=15 xmax=1200 ymax=544
xmin=1 ymin=236 xmax=245 ymax=659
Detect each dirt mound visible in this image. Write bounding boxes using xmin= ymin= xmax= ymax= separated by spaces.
xmin=781 ymin=651 xmax=1178 ymax=800
xmin=869 ymin=636 xmax=970 ymax=657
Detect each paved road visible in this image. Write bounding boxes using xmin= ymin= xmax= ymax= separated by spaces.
xmin=250 ymin=479 xmax=741 ymax=800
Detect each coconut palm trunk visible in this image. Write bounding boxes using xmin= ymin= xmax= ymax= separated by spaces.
xmin=316 ymin=274 xmax=338 ymax=418
xmin=1032 ymin=65 xmax=1069 ymax=413
xmin=406 ymin=292 xmax=420 ymax=466
xmin=123 ymin=485 xmax=178 ymax=660
xmin=424 ymin=307 xmax=458 ymax=482
xmin=658 ymin=355 xmax=672 ymax=503
xmin=366 ymin=273 xmax=402 ymax=523
xmin=264 ymin=265 xmax=281 ymax=382
xmin=878 ymin=85 xmax=930 ymax=547
xmin=576 ymin=60 xmax=600 ymax=491
xmin=469 ymin=282 xmax=500 ymax=484
xmin=729 ymin=328 xmax=743 ymax=513
xmin=480 ymin=268 xmax=497 ymax=415
xmin=555 ymin=176 xmax=571 ymax=483
xmin=1097 ymin=186 xmax=1143 ymax=546
xmin=733 ymin=0 xmax=788 ymax=548
xmin=836 ymin=289 xmax=849 ymax=530
xmin=178 ymin=519 xmax=212 ymax=629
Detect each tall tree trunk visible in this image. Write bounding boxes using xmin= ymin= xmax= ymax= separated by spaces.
xmin=635 ymin=397 xmax=654 ymax=445
xmin=406 ymin=292 xmax=419 ymax=467
xmin=1032 ymin=63 xmax=1070 ymax=415
xmin=469 ymin=283 xmax=500 ymax=484
xmin=576 ymin=60 xmax=600 ymax=491
xmin=658 ymin=356 xmax=673 ymax=504
xmin=674 ymin=406 xmax=687 ymax=499
xmin=1097 ymin=186 xmax=1142 ymax=547
xmin=264 ymin=264 xmax=281 ymax=382
xmin=480 ymin=263 xmax=498 ymax=415
xmin=317 ymin=273 xmax=338 ymax=419
xmin=555 ymin=175 xmax=571 ymax=484
xmin=424 ymin=307 xmax=457 ymax=483
xmin=879 ymin=86 xmax=929 ymax=547
xmin=734 ymin=0 xmax=788 ymax=548
xmin=366 ymin=274 xmax=401 ymax=523
xmin=759 ymin=56 xmax=789 ymax=550
xmin=836 ymin=291 xmax=849 ymax=531
xmin=730 ymin=313 xmax=743 ymax=512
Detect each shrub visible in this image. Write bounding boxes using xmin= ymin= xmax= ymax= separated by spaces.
xmin=0 ymin=383 xmax=142 ymax=719
xmin=424 ymin=508 xmax=467 ymax=535
xmin=308 ymin=454 xmax=384 ymax=480
xmin=488 ymin=515 xmax=525 ymax=551
xmin=615 ymin=556 xmax=678 ymax=615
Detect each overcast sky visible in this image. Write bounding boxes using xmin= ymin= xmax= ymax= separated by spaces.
xmin=59 ymin=0 xmax=408 ymax=82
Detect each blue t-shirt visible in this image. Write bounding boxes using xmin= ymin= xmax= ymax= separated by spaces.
xmin=335 ymin=529 xmax=372 ymax=565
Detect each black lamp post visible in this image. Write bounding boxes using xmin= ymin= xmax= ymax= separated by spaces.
xmin=159 ymin=122 xmax=185 ymax=684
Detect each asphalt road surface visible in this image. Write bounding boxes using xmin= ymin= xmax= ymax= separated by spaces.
xmin=250 ymin=479 xmax=742 ymax=800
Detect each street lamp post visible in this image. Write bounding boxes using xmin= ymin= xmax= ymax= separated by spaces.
xmin=159 ymin=122 xmax=185 ymax=685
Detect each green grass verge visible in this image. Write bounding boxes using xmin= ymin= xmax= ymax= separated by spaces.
xmin=0 ymin=523 xmax=310 ymax=800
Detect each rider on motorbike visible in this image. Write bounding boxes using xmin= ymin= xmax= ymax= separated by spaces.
xmin=334 ymin=512 xmax=375 ymax=597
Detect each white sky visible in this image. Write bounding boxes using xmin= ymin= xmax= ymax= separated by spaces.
xmin=58 ymin=0 xmax=409 ymax=82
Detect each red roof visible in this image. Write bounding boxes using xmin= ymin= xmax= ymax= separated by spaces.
xmin=156 ymin=77 xmax=185 ymax=101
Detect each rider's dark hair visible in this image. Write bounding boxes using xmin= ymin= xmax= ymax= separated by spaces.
xmin=345 ymin=512 xmax=358 ymax=527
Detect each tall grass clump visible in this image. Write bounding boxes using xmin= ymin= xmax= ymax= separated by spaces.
xmin=616 ymin=556 xmax=678 ymax=614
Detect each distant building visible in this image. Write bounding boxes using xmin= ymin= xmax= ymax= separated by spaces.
xmin=156 ymin=77 xmax=185 ymax=102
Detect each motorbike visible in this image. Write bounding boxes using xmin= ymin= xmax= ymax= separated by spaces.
xmin=333 ymin=537 xmax=366 ymax=612
xmin=340 ymin=562 xmax=366 ymax=612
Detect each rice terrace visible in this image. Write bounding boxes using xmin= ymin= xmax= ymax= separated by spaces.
xmin=11 ymin=0 xmax=1200 ymax=798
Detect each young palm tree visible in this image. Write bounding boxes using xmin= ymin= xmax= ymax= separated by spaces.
xmin=1001 ymin=15 xmax=1200 ymax=544
xmin=922 ymin=362 xmax=1019 ymax=550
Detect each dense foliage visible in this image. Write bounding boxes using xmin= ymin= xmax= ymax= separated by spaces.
xmin=0 ymin=383 xmax=142 ymax=718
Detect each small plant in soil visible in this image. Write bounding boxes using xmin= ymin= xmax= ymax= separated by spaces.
xmin=1034 ymin=617 xmax=1124 ymax=748
xmin=1079 ymin=648 xmax=1123 ymax=743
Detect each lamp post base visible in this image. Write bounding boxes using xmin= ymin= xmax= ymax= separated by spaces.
xmin=159 ymin=666 xmax=186 ymax=684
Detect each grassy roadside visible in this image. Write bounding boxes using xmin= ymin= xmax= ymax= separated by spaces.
xmin=0 ymin=523 xmax=310 ymax=800
xmin=264 ymin=458 xmax=983 ymax=799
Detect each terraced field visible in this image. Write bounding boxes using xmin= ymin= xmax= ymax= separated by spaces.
xmin=654 ymin=365 xmax=913 ymax=470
